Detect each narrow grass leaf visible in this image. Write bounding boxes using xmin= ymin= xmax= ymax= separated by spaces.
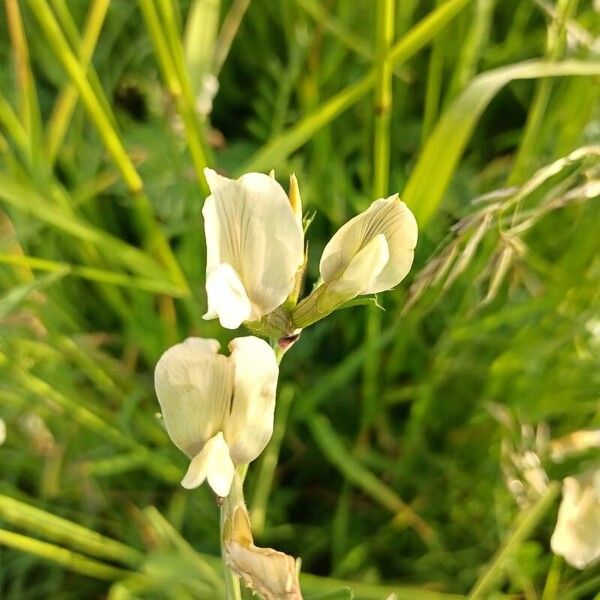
xmin=0 ymin=494 xmax=142 ymax=566
xmin=241 ymin=0 xmax=472 ymax=173
xmin=307 ymin=414 xmax=435 ymax=544
xmin=403 ymin=60 xmax=600 ymax=227
xmin=0 ymin=529 xmax=132 ymax=581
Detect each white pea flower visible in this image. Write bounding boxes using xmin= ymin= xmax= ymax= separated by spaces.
xmin=0 ymin=418 xmax=6 ymax=446
xmin=202 ymin=169 xmax=304 ymax=330
xmin=293 ymin=195 xmax=417 ymax=327
xmin=154 ymin=336 xmax=278 ymax=497
xmin=551 ymin=470 xmax=600 ymax=569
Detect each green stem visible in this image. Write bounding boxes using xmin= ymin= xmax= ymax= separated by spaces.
xmin=139 ymin=0 xmax=211 ymax=193
xmin=362 ymin=0 xmax=395 ymax=437
xmin=467 ymin=482 xmax=560 ymax=599
xmin=249 ymin=385 xmax=294 ymax=535
xmin=46 ymin=0 xmax=110 ymax=164
xmin=220 ymin=467 xmax=248 ymax=600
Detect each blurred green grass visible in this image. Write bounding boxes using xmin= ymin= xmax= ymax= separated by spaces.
xmin=0 ymin=0 xmax=599 ymax=598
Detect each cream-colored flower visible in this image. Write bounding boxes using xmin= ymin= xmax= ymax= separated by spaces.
xmin=293 ymin=195 xmax=417 ymax=327
xmin=0 ymin=418 xmax=6 ymax=446
xmin=154 ymin=336 xmax=278 ymax=497
xmin=202 ymin=169 xmax=304 ymax=329
xmin=320 ymin=195 xmax=417 ymax=299
xmin=551 ymin=470 xmax=600 ymax=569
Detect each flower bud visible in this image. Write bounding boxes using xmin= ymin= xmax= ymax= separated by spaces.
xmin=288 ymin=173 xmax=303 ymax=228
xmin=154 ymin=336 xmax=278 ymax=497
xmin=293 ymin=195 xmax=417 ymax=328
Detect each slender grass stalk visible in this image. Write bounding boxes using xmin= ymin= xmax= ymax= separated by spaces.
xmin=0 ymin=93 xmax=28 ymax=154
xmin=220 ymin=468 xmax=246 ymax=600
xmin=0 ymin=495 xmax=142 ymax=567
xmin=447 ymin=0 xmax=495 ymax=102
xmin=140 ymin=0 xmax=211 ymax=192
xmin=372 ymin=0 xmax=394 ymax=198
xmin=5 ymin=0 xmax=45 ymax=174
xmin=0 ymin=253 xmax=186 ymax=296
xmin=249 ymin=385 xmax=294 ymax=535
xmin=213 ymin=0 xmax=251 ymax=74
xmin=467 ymin=482 xmax=561 ymax=599
xmin=541 ymin=554 xmax=562 ymax=600
xmin=240 ymin=0 xmax=472 ymax=173
xmin=28 ymin=0 xmax=141 ymax=192
xmin=46 ymin=0 xmax=110 ymax=163
xmin=296 ymin=0 xmax=373 ymax=60
xmin=422 ymin=7 xmax=445 ymax=145
xmin=0 ymin=529 xmax=132 ymax=581
xmin=507 ymin=0 xmax=579 ymax=185
xmin=361 ymin=0 xmax=395 ymax=440
xmin=48 ymin=0 xmax=114 ymax=124
xmin=183 ymin=0 xmax=220 ymax=100
xmin=28 ymin=0 xmax=188 ymax=292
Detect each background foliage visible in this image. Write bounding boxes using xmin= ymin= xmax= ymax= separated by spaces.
xmin=0 ymin=0 xmax=599 ymax=598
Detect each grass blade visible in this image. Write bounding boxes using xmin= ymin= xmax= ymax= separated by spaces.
xmin=403 ymin=59 xmax=600 ymax=227
xmin=0 ymin=529 xmax=132 ymax=581
xmin=240 ymin=0 xmax=472 ymax=173
xmin=0 ymin=494 xmax=142 ymax=566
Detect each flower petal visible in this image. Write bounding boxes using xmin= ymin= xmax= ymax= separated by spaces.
xmin=181 ymin=432 xmax=235 ymax=496
xmin=203 ymin=169 xmax=304 ymax=327
xmin=226 ymin=542 xmax=302 ymax=600
xmin=225 ymin=505 xmax=302 ymax=600
xmin=326 ymin=233 xmax=389 ymax=301
xmin=203 ymin=263 xmax=252 ymax=329
xmin=551 ymin=472 xmax=600 ymax=569
xmin=223 ymin=336 xmax=278 ymax=465
xmin=154 ymin=338 xmax=233 ymax=457
xmin=320 ymin=195 xmax=417 ymax=295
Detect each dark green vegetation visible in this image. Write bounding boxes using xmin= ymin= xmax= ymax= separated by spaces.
xmin=0 ymin=1 xmax=599 ymax=598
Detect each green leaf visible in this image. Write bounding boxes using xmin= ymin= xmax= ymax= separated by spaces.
xmin=403 ymin=59 xmax=600 ymax=227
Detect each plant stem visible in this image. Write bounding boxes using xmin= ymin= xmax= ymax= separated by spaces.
xmin=362 ymin=0 xmax=395 ymax=438
xmin=467 ymin=482 xmax=560 ymax=599
xmin=220 ymin=467 xmax=248 ymax=600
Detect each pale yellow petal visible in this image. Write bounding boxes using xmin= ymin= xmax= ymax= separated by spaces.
xmin=551 ymin=472 xmax=600 ymax=569
xmin=223 ymin=336 xmax=278 ymax=465
xmin=204 ymin=263 xmax=252 ymax=329
xmin=181 ymin=432 xmax=235 ymax=497
xmin=154 ymin=338 xmax=233 ymax=457
xmin=202 ymin=169 xmax=304 ymax=323
xmin=320 ymin=195 xmax=417 ymax=295
xmin=326 ymin=233 xmax=389 ymax=301
xmin=226 ymin=542 xmax=302 ymax=600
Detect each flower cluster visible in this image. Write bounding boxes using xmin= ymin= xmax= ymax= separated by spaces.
xmin=155 ymin=169 xmax=418 ymax=496
xmin=202 ymin=168 xmax=418 ymax=333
